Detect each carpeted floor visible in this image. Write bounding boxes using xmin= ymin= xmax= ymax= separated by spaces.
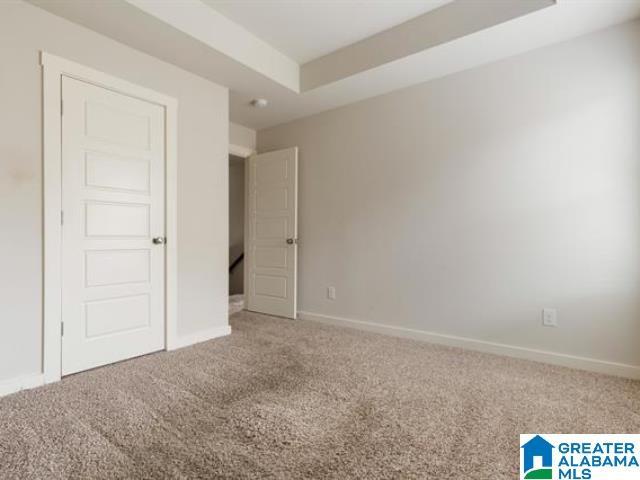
xmin=1 ymin=311 xmax=639 ymax=479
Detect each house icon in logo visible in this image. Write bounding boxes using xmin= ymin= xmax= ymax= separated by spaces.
xmin=521 ymin=435 xmax=554 ymax=477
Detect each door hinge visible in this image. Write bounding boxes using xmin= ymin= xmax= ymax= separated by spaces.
xmin=61 ymin=322 xmax=64 ymax=337
xmin=61 ymin=210 xmax=64 ymax=226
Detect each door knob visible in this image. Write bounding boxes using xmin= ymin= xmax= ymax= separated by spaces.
xmin=152 ymin=237 xmax=166 ymax=245
xmin=286 ymin=238 xmax=297 ymax=245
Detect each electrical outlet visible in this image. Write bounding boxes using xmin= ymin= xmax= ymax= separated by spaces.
xmin=327 ymin=286 xmax=336 ymax=300
xmin=542 ymin=308 xmax=558 ymax=327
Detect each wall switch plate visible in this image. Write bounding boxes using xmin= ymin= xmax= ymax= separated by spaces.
xmin=327 ymin=286 xmax=336 ymax=300
xmin=542 ymin=308 xmax=558 ymax=327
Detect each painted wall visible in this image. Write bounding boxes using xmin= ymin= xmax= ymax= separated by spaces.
xmin=230 ymin=122 xmax=256 ymax=152
xmin=258 ymin=20 xmax=640 ymax=371
xmin=0 ymin=0 xmax=229 ymax=384
xmin=229 ymin=156 xmax=245 ymax=295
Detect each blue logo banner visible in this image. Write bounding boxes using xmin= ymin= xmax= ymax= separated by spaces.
xmin=520 ymin=434 xmax=640 ymax=480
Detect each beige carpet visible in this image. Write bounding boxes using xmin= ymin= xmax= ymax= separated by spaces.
xmin=1 ymin=311 xmax=639 ymax=479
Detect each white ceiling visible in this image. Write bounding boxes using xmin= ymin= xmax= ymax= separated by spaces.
xmin=204 ymin=0 xmax=453 ymax=64
xmin=28 ymin=0 xmax=640 ymax=130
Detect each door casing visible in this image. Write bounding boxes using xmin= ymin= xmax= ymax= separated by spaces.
xmin=42 ymin=52 xmax=179 ymax=384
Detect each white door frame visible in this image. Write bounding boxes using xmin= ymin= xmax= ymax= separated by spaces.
xmin=229 ymin=143 xmax=255 ymax=159
xmin=41 ymin=52 xmax=179 ymax=384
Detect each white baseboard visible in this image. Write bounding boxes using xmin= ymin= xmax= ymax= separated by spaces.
xmin=298 ymin=311 xmax=640 ymax=380
xmin=0 ymin=373 xmax=45 ymax=398
xmin=167 ymin=324 xmax=232 ymax=351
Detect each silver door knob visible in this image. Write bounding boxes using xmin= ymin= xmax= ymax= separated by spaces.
xmin=152 ymin=237 xmax=166 ymax=245
xmin=286 ymin=238 xmax=297 ymax=245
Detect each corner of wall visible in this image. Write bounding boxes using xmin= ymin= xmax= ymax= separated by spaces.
xmin=229 ymin=122 xmax=256 ymax=153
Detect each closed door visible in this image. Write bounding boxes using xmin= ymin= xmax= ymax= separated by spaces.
xmin=246 ymin=147 xmax=298 ymax=319
xmin=61 ymin=76 xmax=166 ymax=376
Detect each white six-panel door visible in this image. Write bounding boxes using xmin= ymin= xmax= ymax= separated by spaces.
xmin=246 ymin=147 xmax=298 ymax=319
xmin=61 ymin=76 xmax=166 ymax=375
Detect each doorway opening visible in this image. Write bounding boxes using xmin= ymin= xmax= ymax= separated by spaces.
xmin=229 ymin=153 xmax=246 ymax=315
xmin=227 ymin=146 xmax=299 ymax=319
xmin=42 ymin=52 xmax=179 ymax=384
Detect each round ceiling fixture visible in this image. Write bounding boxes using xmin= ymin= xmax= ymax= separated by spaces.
xmin=250 ymin=98 xmax=269 ymax=108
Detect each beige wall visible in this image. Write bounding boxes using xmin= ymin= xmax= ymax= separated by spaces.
xmin=230 ymin=122 xmax=256 ymax=151
xmin=0 ymin=0 xmax=229 ymax=383
xmin=258 ymin=20 xmax=640 ymax=370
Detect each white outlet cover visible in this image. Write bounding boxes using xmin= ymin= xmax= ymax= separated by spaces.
xmin=542 ymin=308 xmax=558 ymax=327
xmin=327 ymin=286 xmax=336 ymax=300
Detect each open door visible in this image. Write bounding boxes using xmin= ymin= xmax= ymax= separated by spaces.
xmin=245 ymin=147 xmax=298 ymax=319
